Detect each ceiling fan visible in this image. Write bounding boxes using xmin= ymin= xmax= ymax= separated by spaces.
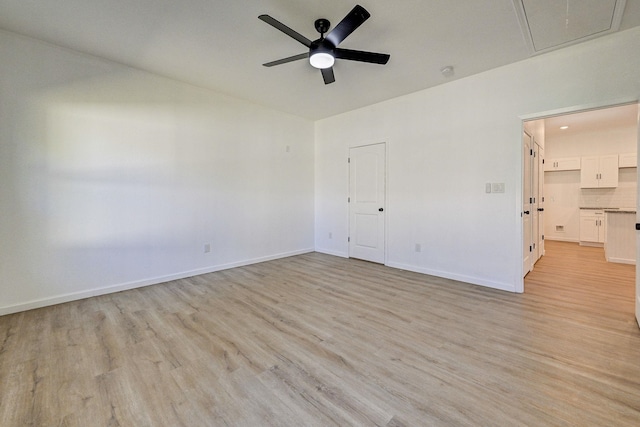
xmin=258 ymin=4 xmax=390 ymax=84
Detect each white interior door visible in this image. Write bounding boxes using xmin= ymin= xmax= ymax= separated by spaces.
xmin=523 ymin=132 xmax=533 ymax=276
xmin=349 ymin=143 xmax=386 ymax=264
xmin=532 ymin=140 xmax=539 ymax=262
xmin=537 ymin=145 xmax=545 ymax=258
xmin=636 ymin=105 xmax=640 ymax=328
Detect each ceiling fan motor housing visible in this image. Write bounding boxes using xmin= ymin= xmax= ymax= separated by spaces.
xmin=309 ymin=39 xmax=335 ymax=68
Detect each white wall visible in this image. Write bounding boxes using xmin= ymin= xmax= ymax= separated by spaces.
xmin=315 ymin=27 xmax=640 ymax=292
xmin=0 ymin=31 xmax=315 ymax=315
xmin=544 ymin=116 xmax=638 ymax=242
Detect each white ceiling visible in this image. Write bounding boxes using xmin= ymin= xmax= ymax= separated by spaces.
xmin=543 ymin=103 xmax=639 ymax=139
xmin=1 ymin=0 xmax=640 ymax=120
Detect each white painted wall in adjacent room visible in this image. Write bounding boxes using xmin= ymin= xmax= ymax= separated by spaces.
xmin=0 ymin=31 xmax=315 ymax=315
xmin=315 ymin=27 xmax=640 ymax=292
xmin=544 ymin=116 xmax=638 ymax=242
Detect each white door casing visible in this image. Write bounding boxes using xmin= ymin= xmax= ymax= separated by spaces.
xmin=523 ymin=131 xmax=533 ymax=276
xmin=532 ymin=141 xmax=539 ymax=262
xmin=537 ymin=145 xmax=545 ymax=258
xmin=349 ymin=143 xmax=386 ymax=264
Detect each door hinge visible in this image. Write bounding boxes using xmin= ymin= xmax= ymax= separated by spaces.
xmin=348 ymin=197 xmax=350 ymax=203
xmin=529 ymin=245 xmax=532 ymax=252
xmin=348 ymin=237 xmax=350 ymax=242
xmin=530 ymin=149 xmax=533 ymax=155
xmin=348 ymin=157 xmax=350 ymax=163
xmin=542 ymin=159 xmax=545 ymax=164
xmin=542 ymin=235 xmax=545 ymax=240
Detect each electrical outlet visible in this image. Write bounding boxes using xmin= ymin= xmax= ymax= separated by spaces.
xmin=329 ymin=232 xmax=332 ymax=239
xmin=492 ymin=182 xmax=505 ymax=193
xmin=204 ymin=243 xmax=211 ymax=253
xmin=415 ymin=243 xmax=421 ymax=252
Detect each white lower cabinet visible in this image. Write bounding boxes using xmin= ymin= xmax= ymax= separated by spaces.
xmin=579 ymin=209 xmax=605 ymax=245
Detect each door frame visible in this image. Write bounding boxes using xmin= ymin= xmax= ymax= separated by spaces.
xmin=348 ymin=141 xmax=388 ymax=265
xmin=517 ymin=97 xmax=639 ymax=293
xmin=523 ymin=130 xmax=533 ymax=276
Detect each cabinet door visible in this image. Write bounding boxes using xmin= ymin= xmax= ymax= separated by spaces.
xmin=580 ymin=216 xmax=601 ymax=242
xmin=556 ymin=157 xmax=581 ymax=171
xmin=598 ymin=154 xmax=619 ymax=187
xmin=598 ymin=217 xmax=606 ymax=243
xmin=580 ymin=156 xmax=600 ymax=188
xmin=544 ymin=157 xmax=580 ymax=171
xmin=619 ymin=152 xmax=637 ymax=168
xmin=595 ymin=214 xmax=605 ymax=243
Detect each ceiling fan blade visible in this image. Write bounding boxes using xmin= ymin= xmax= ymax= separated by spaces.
xmin=263 ymin=53 xmax=308 ymax=67
xmin=321 ymin=67 xmax=335 ymax=84
xmin=259 ymin=15 xmax=312 ymax=47
xmin=335 ymin=48 xmax=390 ymax=64
xmin=325 ymin=5 xmax=370 ymax=47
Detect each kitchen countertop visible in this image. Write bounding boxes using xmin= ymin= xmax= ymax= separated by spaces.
xmin=579 ymin=207 xmax=618 ymax=210
xmin=579 ymin=207 xmax=636 ymax=213
xmin=605 ymin=208 xmax=636 ymax=213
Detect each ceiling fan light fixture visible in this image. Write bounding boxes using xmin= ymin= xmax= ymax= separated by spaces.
xmin=259 ymin=5 xmax=390 ymax=84
xmin=309 ymin=52 xmax=335 ymax=69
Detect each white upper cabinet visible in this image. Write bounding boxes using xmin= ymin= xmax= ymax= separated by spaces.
xmin=544 ymin=157 xmax=581 ymax=171
xmin=619 ymin=152 xmax=637 ymax=168
xmin=580 ymin=155 xmax=619 ymax=188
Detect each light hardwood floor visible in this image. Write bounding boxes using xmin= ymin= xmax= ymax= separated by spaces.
xmin=1 ymin=241 xmax=639 ymax=426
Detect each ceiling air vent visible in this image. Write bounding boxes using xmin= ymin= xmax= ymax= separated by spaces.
xmin=512 ymin=0 xmax=627 ymax=54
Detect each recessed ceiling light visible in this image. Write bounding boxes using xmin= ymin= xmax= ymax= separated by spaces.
xmin=560 ymin=126 xmax=569 ymax=130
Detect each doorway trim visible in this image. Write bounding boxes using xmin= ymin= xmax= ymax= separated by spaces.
xmin=517 ymin=96 xmax=640 ymax=293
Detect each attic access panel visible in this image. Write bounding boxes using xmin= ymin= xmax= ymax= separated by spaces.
xmin=513 ymin=0 xmax=627 ymax=54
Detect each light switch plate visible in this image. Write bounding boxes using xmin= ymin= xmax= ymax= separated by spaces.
xmin=492 ymin=183 xmax=505 ymax=193
xmin=485 ymin=183 xmax=492 ymax=193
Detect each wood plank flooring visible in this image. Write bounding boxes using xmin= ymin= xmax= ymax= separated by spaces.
xmin=1 ymin=241 xmax=639 ymax=426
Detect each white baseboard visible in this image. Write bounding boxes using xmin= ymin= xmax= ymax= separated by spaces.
xmin=545 ymin=236 xmax=579 ymax=243
xmin=0 ymin=248 xmax=315 ymax=316
xmin=606 ymin=256 xmax=636 ymax=265
xmin=314 ymin=247 xmax=349 ymax=258
xmin=385 ymin=261 xmax=517 ymax=293
xmin=579 ymin=241 xmax=604 ymax=248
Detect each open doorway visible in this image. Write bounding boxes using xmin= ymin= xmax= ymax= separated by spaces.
xmin=522 ymin=103 xmax=638 ymax=320
xmin=527 ymin=104 xmax=638 ymax=255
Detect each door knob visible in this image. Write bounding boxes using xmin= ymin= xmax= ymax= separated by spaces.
xmin=537 ymin=208 xmax=544 ymax=212
xmin=378 ymin=208 xmax=384 ymax=212
xmin=524 ymin=210 xmax=530 ymax=214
